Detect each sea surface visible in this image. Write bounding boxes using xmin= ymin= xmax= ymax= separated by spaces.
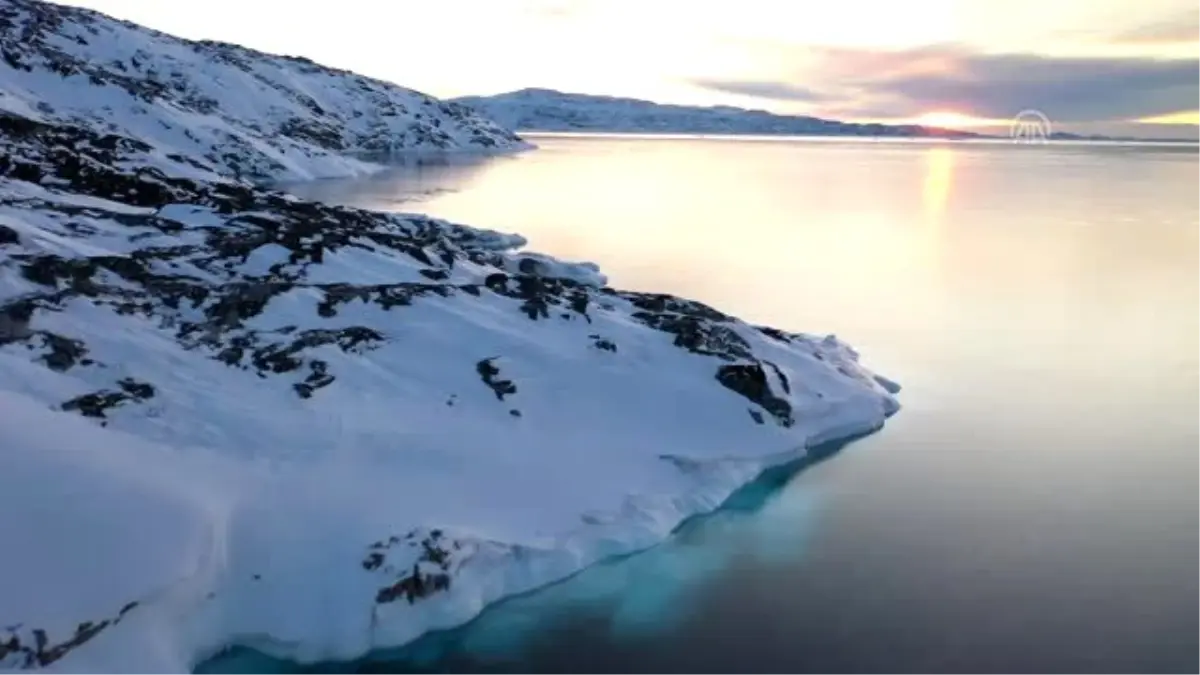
xmin=215 ymin=135 xmax=1199 ymax=673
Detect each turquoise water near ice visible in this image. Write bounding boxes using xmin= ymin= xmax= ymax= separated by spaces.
xmin=200 ymin=439 xmax=853 ymax=673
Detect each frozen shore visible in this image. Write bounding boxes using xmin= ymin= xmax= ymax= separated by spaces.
xmin=0 ymin=1 xmax=899 ymax=671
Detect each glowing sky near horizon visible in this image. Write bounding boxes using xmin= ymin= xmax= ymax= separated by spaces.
xmin=55 ymin=0 xmax=1200 ymax=134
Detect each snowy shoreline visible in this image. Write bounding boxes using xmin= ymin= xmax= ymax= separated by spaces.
xmin=0 ymin=114 xmax=900 ymax=670
xmin=4 ymin=383 xmax=897 ymax=674
xmin=1 ymin=1 xmax=900 ymax=672
xmin=194 ymin=423 xmax=889 ymax=673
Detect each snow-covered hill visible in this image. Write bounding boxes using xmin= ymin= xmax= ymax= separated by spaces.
xmin=0 ymin=0 xmax=528 ymax=183
xmin=454 ymin=88 xmax=979 ymax=138
xmin=0 ymin=2 xmax=899 ymax=672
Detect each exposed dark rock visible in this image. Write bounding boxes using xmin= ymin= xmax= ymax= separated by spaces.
xmin=369 ymin=530 xmax=455 ymax=606
xmin=0 ymin=593 xmax=139 ymax=669
xmin=293 ymin=359 xmax=335 ymax=399
xmin=716 ymin=363 xmax=793 ymax=427
xmin=622 ymin=293 xmax=750 ymax=361
xmin=374 ymin=565 xmax=451 ymax=605
xmin=315 ymin=282 xmax=452 ymax=317
xmin=418 ymin=268 xmax=449 ymax=281
xmin=60 ymin=377 xmax=154 ymax=418
xmin=475 ymin=357 xmax=517 ymax=401
xmin=481 ymin=272 xmax=591 ymax=323
xmin=278 ymin=117 xmax=344 ymax=150
xmin=765 ymin=360 xmax=791 ymax=394
xmin=61 ymin=390 xmax=133 ymax=418
xmin=116 ymin=377 xmax=155 ymax=399
xmin=517 ymin=257 xmax=542 ymax=275
xmin=755 ymin=325 xmax=795 ymax=344
xmin=30 ymin=332 xmax=88 ymax=371
xmin=589 ymin=334 xmax=617 ymax=352
xmin=483 ymin=272 xmax=507 ymax=291
xmin=0 ymin=300 xmax=35 ymax=343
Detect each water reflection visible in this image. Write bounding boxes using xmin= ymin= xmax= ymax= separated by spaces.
xmin=922 ymin=147 xmax=954 ymax=226
xmin=277 ymin=153 xmax=511 ymax=210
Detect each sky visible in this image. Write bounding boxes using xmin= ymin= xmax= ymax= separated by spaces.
xmin=59 ymin=0 xmax=1200 ymax=138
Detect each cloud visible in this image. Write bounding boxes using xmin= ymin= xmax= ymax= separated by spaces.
xmin=690 ymin=44 xmax=1199 ymax=122
xmin=689 ymin=79 xmax=829 ymax=102
xmin=1108 ymin=10 xmax=1200 ymax=44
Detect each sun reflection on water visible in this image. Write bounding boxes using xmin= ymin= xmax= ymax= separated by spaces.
xmin=922 ymin=146 xmax=955 ymax=227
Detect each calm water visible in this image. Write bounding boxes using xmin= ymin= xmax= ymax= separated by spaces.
xmin=256 ymin=136 xmax=1198 ymax=672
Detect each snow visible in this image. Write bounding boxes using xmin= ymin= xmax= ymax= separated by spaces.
xmin=453 ymin=88 xmax=979 ymax=139
xmin=0 ymin=2 xmax=900 ymax=673
xmin=0 ymin=0 xmax=530 ymax=183
xmin=0 ymin=175 xmax=899 ymax=672
xmin=0 ymin=391 xmax=219 ymax=631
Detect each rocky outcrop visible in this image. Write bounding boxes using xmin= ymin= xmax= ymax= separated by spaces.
xmin=0 ymin=111 xmax=867 ymax=431
xmin=366 ymin=530 xmax=459 ymax=606
xmin=0 ymin=602 xmax=138 ymax=669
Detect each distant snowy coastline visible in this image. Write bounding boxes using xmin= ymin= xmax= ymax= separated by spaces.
xmin=453 ymin=89 xmax=1200 ymax=144
xmin=453 ymin=88 xmax=980 ymax=139
xmin=0 ymin=1 xmax=899 ymax=672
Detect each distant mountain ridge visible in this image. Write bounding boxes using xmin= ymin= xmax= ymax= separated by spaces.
xmin=455 ymin=88 xmax=1199 ymax=144
xmin=452 ymin=88 xmax=981 ymax=139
